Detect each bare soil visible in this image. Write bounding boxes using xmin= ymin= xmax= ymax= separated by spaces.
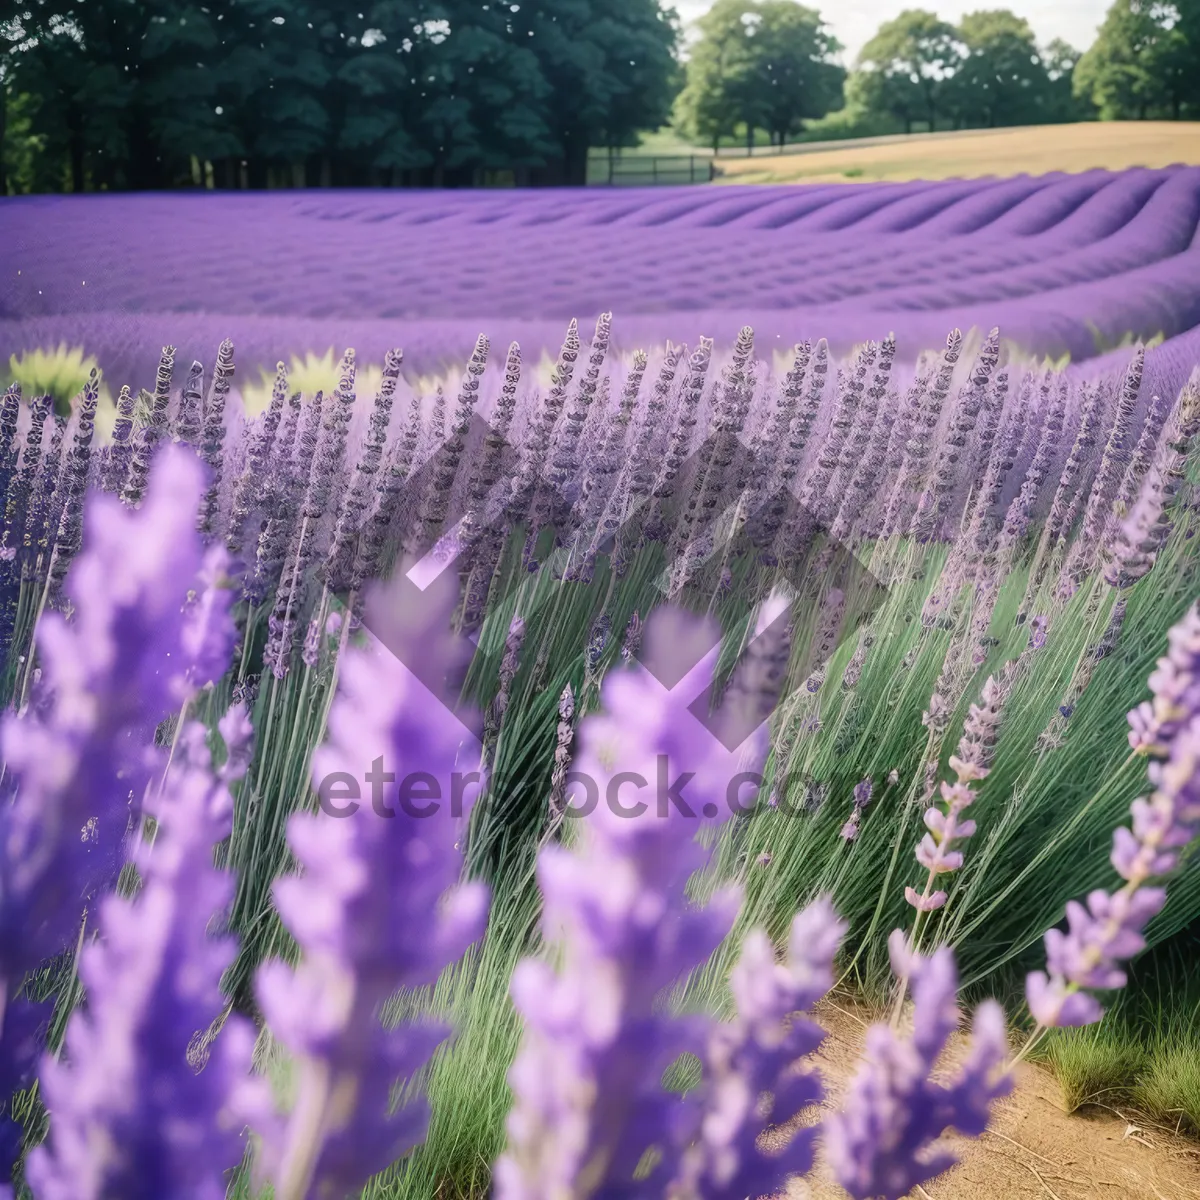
xmin=777 ymin=997 xmax=1200 ymax=1200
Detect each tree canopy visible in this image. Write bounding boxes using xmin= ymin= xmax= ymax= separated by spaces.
xmin=2 ymin=0 xmax=680 ymax=190
xmin=849 ymin=9 xmax=963 ymax=134
xmin=676 ymin=0 xmax=843 ymax=150
xmin=951 ymin=10 xmax=1048 ymax=127
xmin=1074 ymin=0 xmax=1192 ymax=119
xmin=6 ymin=0 xmax=1200 ymax=192
xmin=844 ymin=0 xmax=1200 ymax=135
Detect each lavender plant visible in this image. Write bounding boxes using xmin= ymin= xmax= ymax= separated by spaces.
xmin=0 ymin=304 xmax=1196 ymax=1200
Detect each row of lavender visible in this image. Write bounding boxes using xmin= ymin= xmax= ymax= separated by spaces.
xmin=0 ymin=313 xmax=1195 ymax=1197
xmin=8 ymin=170 xmax=1200 ymax=370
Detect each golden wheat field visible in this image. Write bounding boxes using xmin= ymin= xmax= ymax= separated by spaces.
xmin=715 ymin=121 xmax=1200 ymax=184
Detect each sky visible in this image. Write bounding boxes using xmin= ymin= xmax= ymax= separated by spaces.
xmin=672 ymin=0 xmax=1110 ymax=64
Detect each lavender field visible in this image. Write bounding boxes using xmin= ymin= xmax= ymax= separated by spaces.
xmin=6 ymin=167 xmax=1200 ymax=389
xmin=0 ymin=169 xmax=1199 ymax=1200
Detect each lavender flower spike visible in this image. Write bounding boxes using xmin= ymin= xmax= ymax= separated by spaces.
xmin=842 ymin=778 xmax=874 ymax=842
xmin=907 ymin=676 xmax=1006 ymax=913
xmin=175 ymin=543 xmax=239 ymax=702
xmin=824 ymin=932 xmax=1012 ymax=1200
xmin=27 ymin=713 xmax=257 ymax=1200
xmin=1027 ymin=609 xmax=1200 ymax=1028
xmin=495 ymin=607 xmax=766 ymax=1200
xmin=1128 ymin=605 xmax=1200 ymax=758
xmin=671 ymin=896 xmax=846 ymax=1200
xmin=236 ymin=569 xmax=489 ymax=1200
xmin=0 ymin=446 xmax=209 ymax=987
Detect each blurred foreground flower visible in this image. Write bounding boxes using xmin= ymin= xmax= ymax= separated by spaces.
xmin=235 ymin=568 xmax=488 ymax=1200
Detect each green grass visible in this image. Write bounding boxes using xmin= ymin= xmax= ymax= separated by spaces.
xmin=1040 ymin=926 xmax=1200 ymax=1134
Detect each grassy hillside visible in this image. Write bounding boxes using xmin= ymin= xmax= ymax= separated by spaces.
xmin=711 ymin=122 xmax=1200 ymax=184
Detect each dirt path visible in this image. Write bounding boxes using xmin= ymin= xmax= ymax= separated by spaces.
xmin=780 ymin=998 xmax=1200 ymax=1200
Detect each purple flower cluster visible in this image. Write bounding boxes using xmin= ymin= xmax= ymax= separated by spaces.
xmin=674 ymin=897 xmax=845 ymax=1199
xmin=28 ymin=709 xmax=256 ymax=1200
xmin=841 ymin=776 xmax=874 ymax=841
xmin=907 ymin=676 xmax=1007 ymax=913
xmin=825 ymin=932 xmax=1011 ymax=1200
xmin=0 ymin=446 xmax=211 ymax=987
xmin=235 ymin=572 xmax=488 ymax=1200
xmin=496 ymin=609 xmax=763 ymax=1199
xmin=1027 ymin=606 xmax=1200 ymax=1027
xmin=1128 ymin=606 xmax=1200 ymax=757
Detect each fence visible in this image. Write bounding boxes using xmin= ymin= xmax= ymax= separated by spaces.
xmin=589 ymin=155 xmax=716 ymax=186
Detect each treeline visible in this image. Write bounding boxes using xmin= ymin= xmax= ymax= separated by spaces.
xmin=0 ymin=0 xmax=678 ymax=192
xmin=677 ymin=0 xmax=1200 ymax=151
xmin=4 ymin=0 xmax=1200 ymax=192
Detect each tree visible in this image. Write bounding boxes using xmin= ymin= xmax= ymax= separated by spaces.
xmin=512 ymin=0 xmax=680 ymax=185
xmin=950 ymin=10 xmax=1051 ymax=128
xmin=140 ymin=3 xmax=249 ymax=189
xmin=751 ymin=1 xmax=844 ymax=145
xmin=1041 ymin=37 xmax=1090 ymax=121
xmin=5 ymin=0 xmax=144 ymax=191
xmin=676 ymin=0 xmax=843 ymax=151
xmin=674 ymin=2 xmax=754 ymax=151
xmin=1073 ymin=0 xmax=1190 ymax=119
xmin=850 ymin=9 xmax=964 ymax=134
xmin=2 ymin=0 xmax=681 ymax=190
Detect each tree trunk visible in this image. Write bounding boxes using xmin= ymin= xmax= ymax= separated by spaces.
xmin=124 ymin=107 xmax=157 ymax=189
xmin=68 ymin=112 xmax=86 ymax=193
xmin=561 ymin=135 xmax=588 ymax=187
xmin=248 ymin=157 xmax=268 ymax=190
xmin=746 ymin=123 xmax=753 ymax=155
xmin=905 ymin=116 xmax=912 ymax=135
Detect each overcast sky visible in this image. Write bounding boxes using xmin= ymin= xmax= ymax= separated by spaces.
xmin=672 ymin=1 xmax=1110 ymax=64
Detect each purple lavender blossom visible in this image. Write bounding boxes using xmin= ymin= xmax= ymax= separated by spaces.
xmin=841 ymin=777 xmax=875 ymax=842
xmin=1128 ymin=605 xmax=1200 ymax=757
xmin=495 ymin=607 xmax=767 ymax=1199
xmin=27 ymin=713 xmax=256 ymax=1200
xmin=1027 ymin=609 xmax=1200 ymax=1028
xmin=235 ymin=569 xmax=488 ymax=1200
xmin=0 ymin=446 xmax=210 ymax=986
xmin=908 ymin=677 xmax=1006 ymax=912
xmin=1102 ymin=375 xmax=1200 ymax=589
xmin=175 ymin=544 xmax=239 ymax=702
xmin=824 ymin=932 xmax=1012 ymax=1200
xmin=671 ymin=897 xmax=846 ymax=1199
